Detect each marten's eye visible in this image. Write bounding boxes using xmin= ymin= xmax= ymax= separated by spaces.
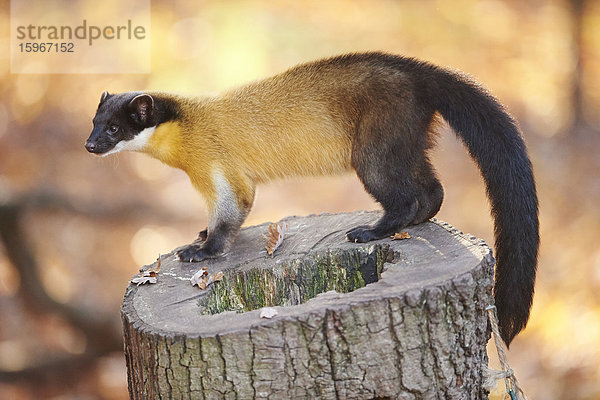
xmin=108 ymin=125 xmax=119 ymax=135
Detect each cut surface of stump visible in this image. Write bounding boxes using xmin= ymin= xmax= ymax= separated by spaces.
xmin=122 ymin=211 xmax=495 ymax=399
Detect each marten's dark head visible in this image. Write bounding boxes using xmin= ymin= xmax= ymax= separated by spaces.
xmin=85 ymin=91 xmax=158 ymax=156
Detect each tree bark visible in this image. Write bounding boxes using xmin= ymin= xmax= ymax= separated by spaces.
xmin=122 ymin=211 xmax=494 ymax=399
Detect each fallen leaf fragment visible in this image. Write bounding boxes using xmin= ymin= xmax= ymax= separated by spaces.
xmin=191 ymin=268 xmax=224 ymax=290
xmin=148 ymin=254 xmax=162 ymax=274
xmin=131 ymin=276 xmax=157 ymax=286
xmin=259 ymin=307 xmax=279 ymax=319
xmin=264 ymin=222 xmax=288 ymax=255
xmin=212 ymin=271 xmax=224 ymax=282
xmin=130 ymin=254 xmax=162 ymax=286
xmin=190 ymin=267 xmax=208 ymax=286
xmin=391 ymin=232 xmax=411 ymax=240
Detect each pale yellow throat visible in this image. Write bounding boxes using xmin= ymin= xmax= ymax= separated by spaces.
xmin=142 ymin=121 xmax=185 ymax=169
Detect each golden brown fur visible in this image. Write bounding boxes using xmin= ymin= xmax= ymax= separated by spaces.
xmin=143 ymin=61 xmax=371 ymax=211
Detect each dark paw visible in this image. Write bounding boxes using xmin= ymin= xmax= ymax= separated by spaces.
xmin=177 ymin=244 xmax=210 ymax=262
xmin=345 ymin=225 xmax=379 ymax=243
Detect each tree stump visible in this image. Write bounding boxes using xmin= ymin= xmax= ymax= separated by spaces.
xmin=122 ymin=211 xmax=495 ymax=399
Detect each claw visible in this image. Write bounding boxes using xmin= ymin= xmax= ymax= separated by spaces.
xmin=176 ymin=244 xmax=210 ymax=263
xmin=346 ymin=225 xmax=380 ymax=243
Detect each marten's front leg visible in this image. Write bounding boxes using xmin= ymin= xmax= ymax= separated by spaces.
xmin=177 ymin=170 xmax=254 ymax=262
xmin=177 ymin=218 xmax=241 ymax=262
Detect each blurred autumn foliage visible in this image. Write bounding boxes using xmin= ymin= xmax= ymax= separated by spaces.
xmin=1 ymin=0 xmax=599 ymax=399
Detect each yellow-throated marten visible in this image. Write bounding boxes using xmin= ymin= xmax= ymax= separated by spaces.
xmin=85 ymin=52 xmax=539 ymax=346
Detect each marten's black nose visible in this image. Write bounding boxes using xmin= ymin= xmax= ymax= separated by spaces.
xmin=85 ymin=141 xmax=96 ymax=152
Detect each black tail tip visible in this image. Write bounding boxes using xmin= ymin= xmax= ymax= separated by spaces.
xmin=497 ymin=305 xmax=530 ymax=349
xmin=500 ymin=326 xmax=517 ymax=349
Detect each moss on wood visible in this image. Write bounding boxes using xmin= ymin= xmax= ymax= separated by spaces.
xmin=202 ymin=245 xmax=389 ymax=315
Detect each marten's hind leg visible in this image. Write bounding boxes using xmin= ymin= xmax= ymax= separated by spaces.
xmin=347 ymin=155 xmax=444 ymax=243
xmin=347 ymin=153 xmax=445 ymax=243
xmin=346 ymin=155 xmax=420 ymax=242
xmin=412 ymin=161 xmax=444 ymax=225
xmin=346 ymin=109 xmax=441 ymax=242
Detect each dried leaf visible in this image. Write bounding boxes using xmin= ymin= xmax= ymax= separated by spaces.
xmin=391 ymin=232 xmax=411 ymax=240
xmin=190 ymin=267 xmax=208 ymax=286
xmin=191 ymin=268 xmax=224 ymax=290
xmin=212 ymin=271 xmax=224 ymax=282
xmin=264 ymin=222 xmax=288 ymax=255
xmin=130 ymin=275 xmax=157 ymax=286
xmin=147 ymin=254 xmax=162 ymax=274
xmin=130 ymin=254 xmax=162 ymax=286
xmin=259 ymin=307 xmax=279 ymax=319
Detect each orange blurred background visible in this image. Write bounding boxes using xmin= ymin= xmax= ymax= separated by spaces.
xmin=1 ymin=0 xmax=599 ymax=399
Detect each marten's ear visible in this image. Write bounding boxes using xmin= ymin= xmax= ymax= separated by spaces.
xmin=129 ymin=94 xmax=154 ymax=125
xmin=98 ymin=91 xmax=109 ymax=107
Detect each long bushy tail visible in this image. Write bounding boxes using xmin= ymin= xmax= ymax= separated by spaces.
xmin=425 ymin=66 xmax=539 ymax=347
